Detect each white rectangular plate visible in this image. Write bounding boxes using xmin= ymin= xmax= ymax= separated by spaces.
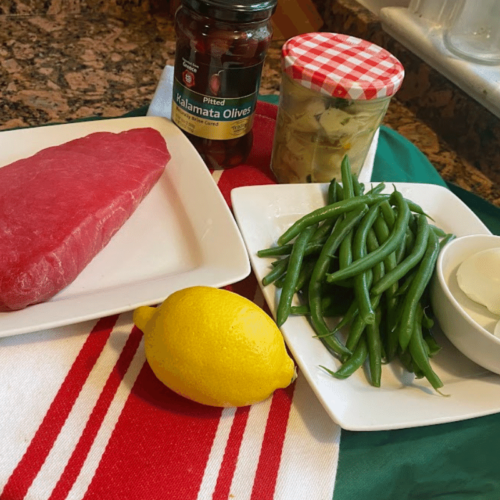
xmin=0 ymin=116 xmax=250 ymax=337
xmin=231 ymin=182 xmax=500 ymax=431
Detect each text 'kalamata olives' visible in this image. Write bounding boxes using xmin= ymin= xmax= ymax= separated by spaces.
xmin=172 ymin=0 xmax=276 ymax=170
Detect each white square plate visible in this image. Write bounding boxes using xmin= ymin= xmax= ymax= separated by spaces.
xmin=0 ymin=116 xmax=250 ymax=337
xmin=231 ymin=182 xmax=500 ymax=431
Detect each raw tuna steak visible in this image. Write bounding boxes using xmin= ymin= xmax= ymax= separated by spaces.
xmin=0 ymin=127 xmax=170 ymax=311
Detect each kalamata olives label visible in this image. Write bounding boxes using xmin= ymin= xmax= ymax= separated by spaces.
xmin=172 ymin=78 xmax=257 ymax=140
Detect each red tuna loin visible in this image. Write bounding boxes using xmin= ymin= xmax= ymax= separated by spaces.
xmin=0 ymin=127 xmax=171 ymax=311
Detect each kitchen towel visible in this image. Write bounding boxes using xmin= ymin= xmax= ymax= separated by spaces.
xmin=147 ymin=65 xmax=379 ymax=183
xmin=0 ymin=100 xmax=342 ymax=499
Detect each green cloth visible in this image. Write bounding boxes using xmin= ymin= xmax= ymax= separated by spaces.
xmin=335 ymin=414 xmax=500 ymax=500
xmin=372 ymin=127 xmax=447 ymax=187
xmin=373 ymin=126 xmax=500 ymax=235
xmin=260 ymin=92 xmax=500 ymax=499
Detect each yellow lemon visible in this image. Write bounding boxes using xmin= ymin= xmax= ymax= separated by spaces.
xmin=133 ymin=286 xmax=296 ymax=407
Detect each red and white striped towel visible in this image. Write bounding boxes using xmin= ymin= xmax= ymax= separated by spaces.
xmin=0 ymin=102 xmax=342 ymax=500
xmin=0 ymin=310 xmax=340 ymax=500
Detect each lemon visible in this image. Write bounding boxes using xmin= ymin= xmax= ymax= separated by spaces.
xmin=133 ymin=286 xmax=296 ymax=407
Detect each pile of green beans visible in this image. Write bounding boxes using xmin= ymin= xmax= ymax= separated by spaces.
xmin=258 ymin=156 xmax=455 ymax=391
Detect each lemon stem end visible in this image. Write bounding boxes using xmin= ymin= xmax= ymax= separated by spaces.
xmin=133 ymin=306 xmax=156 ymax=333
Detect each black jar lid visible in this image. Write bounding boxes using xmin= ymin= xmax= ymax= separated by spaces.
xmin=182 ymin=0 xmax=277 ymax=23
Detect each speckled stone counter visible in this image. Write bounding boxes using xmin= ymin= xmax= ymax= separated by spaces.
xmin=1 ymin=0 xmax=498 ymax=207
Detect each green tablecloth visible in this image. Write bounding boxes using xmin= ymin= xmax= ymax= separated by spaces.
xmin=128 ymin=99 xmax=500 ymax=499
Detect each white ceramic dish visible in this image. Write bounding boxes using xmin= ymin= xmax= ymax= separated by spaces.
xmin=0 ymin=116 xmax=250 ymax=338
xmin=431 ymin=234 xmax=500 ymax=375
xmin=231 ymin=182 xmax=500 ymax=431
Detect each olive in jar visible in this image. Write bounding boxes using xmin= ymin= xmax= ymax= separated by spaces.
xmin=172 ymin=0 xmax=276 ymax=169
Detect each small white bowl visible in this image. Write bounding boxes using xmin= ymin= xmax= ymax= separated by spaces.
xmin=430 ymin=234 xmax=500 ymax=375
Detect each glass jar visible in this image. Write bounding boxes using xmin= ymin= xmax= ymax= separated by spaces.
xmin=443 ymin=0 xmax=500 ymax=65
xmin=271 ymin=33 xmax=405 ymax=184
xmin=172 ymin=0 xmax=276 ymax=169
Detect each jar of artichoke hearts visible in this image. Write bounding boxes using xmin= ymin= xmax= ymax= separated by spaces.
xmin=172 ymin=0 xmax=277 ymax=170
xmin=271 ymin=33 xmax=405 ymax=183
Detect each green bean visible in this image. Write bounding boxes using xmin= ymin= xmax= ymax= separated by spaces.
xmin=262 ymin=258 xmax=288 ymax=286
xmin=352 ymin=174 xmax=365 ymax=197
xmin=384 ymin=302 xmax=400 ymax=362
xmin=274 ymin=274 xmax=286 ymax=288
xmin=330 ymin=301 xmax=359 ymax=335
xmin=277 ymin=224 xmax=317 ymax=327
xmin=294 ymin=259 xmax=316 ymax=292
xmin=277 ymin=194 xmax=389 ymax=245
xmin=321 ymin=338 xmax=368 ymax=379
xmin=344 ymin=316 xmax=366 ymax=356
xmin=439 ymin=233 xmax=456 ymax=249
xmin=332 ymin=277 xmax=355 ymax=288
xmin=366 ymin=183 xmax=386 ymax=195
xmin=398 ymin=230 xmax=441 ymax=351
xmin=373 ymin=213 xmax=392 ymax=247
xmin=257 ymin=244 xmax=294 ymax=258
xmin=339 ymin=231 xmax=353 ymax=269
xmin=408 ymin=307 xmax=444 ymax=390
xmin=260 ymin=239 xmax=327 ymax=259
xmin=338 ymin=156 xmax=356 ymax=273
xmin=341 ymin=155 xmax=355 ymax=200
xmin=373 ymin=214 xmax=399 ymax=275
xmin=430 ymin=225 xmax=446 ymax=237
xmin=326 ymin=191 xmax=410 ymax=283
xmin=380 ymin=199 xmax=396 ymax=229
xmin=423 ymin=330 xmax=441 ymax=358
xmin=395 ymin=233 xmax=407 ymax=264
xmin=409 ymin=212 xmax=418 ymax=235
xmin=271 ymin=257 xmax=286 ymax=267
xmin=367 ymin=229 xmax=385 ymax=284
xmin=310 ymin=220 xmax=335 ymax=246
xmin=319 ymin=334 xmax=349 ymax=358
xmin=345 ymin=294 xmax=381 ymax=353
xmin=404 ymin=226 xmax=416 ymax=255
xmin=290 ymin=304 xmax=311 ymax=316
xmin=394 ymin=226 xmax=413 ymax=264
xmin=395 ymin=269 xmax=416 ymax=297
xmin=327 ymin=177 xmax=338 ymax=205
xmin=366 ymin=310 xmax=382 ymax=387
xmin=311 ymin=179 xmax=340 ymax=244
xmin=371 ymin=214 xmax=430 ymax=296
xmin=405 ymin=199 xmax=430 ymax=218
xmin=335 ymin=181 xmax=345 ymax=202
xmin=398 ymin=348 xmax=420 ymax=376
xmin=291 ymin=296 xmax=351 ymax=318
xmin=421 ymin=309 xmax=435 ymax=329
xmin=351 ymin=202 xmax=383 ymax=324
xmin=372 ymin=215 xmax=399 ymax=327
xmin=308 ymin=205 xmax=369 ymax=357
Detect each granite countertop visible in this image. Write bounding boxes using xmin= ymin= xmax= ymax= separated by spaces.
xmin=1 ymin=0 xmax=499 ymax=208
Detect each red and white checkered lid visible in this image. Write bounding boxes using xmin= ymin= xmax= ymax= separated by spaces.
xmin=282 ymin=32 xmax=405 ymax=100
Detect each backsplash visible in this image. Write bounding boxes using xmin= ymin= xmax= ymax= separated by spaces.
xmin=0 ymin=0 xmax=153 ymax=16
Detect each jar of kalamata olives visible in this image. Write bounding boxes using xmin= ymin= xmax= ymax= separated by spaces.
xmin=271 ymin=33 xmax=405 ymax=184
xmin=172 ymin=0 xmax=276 ymax=169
